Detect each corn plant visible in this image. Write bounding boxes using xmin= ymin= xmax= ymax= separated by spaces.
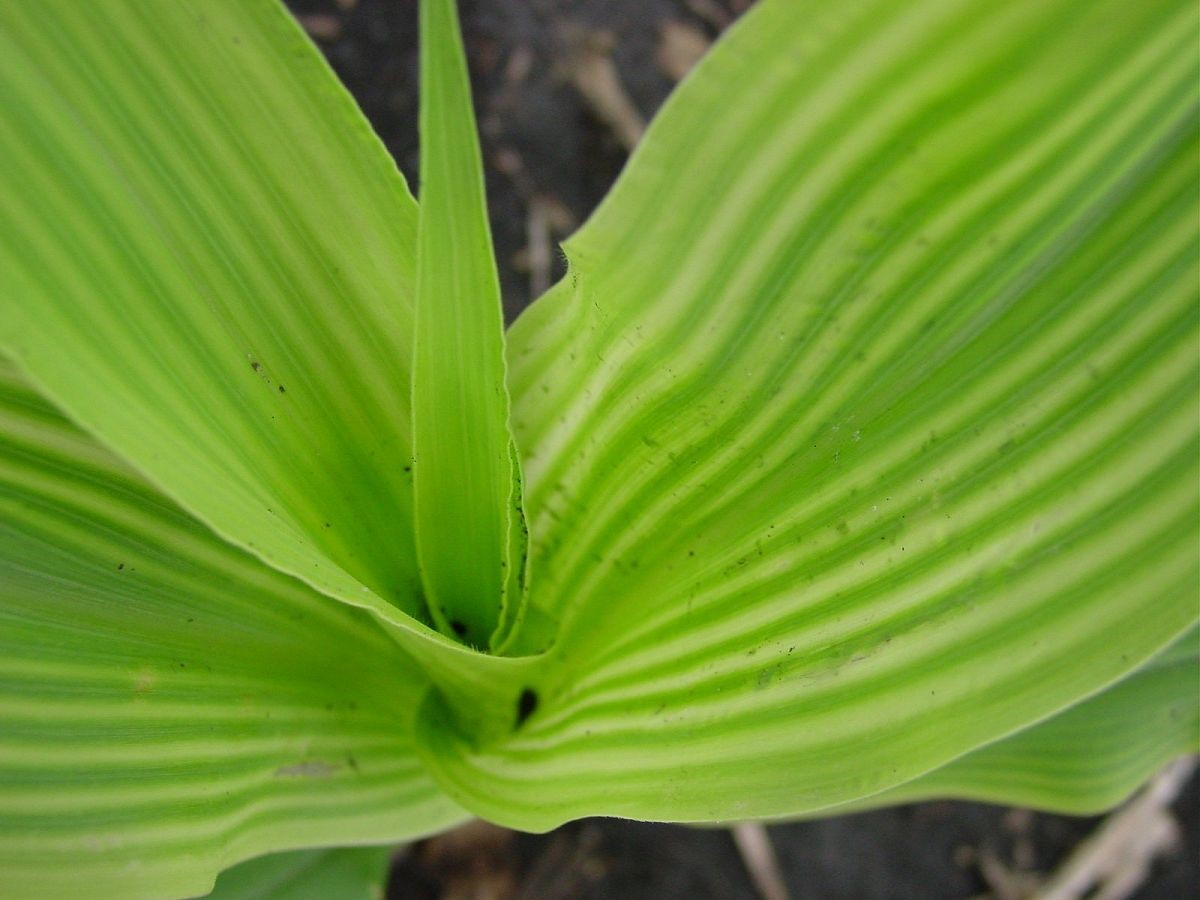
xmin=1 ymin=0 xmax=1196 ymax=896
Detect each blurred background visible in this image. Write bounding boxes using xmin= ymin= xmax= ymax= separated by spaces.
xmin=282 ymin=1 xmax=1197 ymax=896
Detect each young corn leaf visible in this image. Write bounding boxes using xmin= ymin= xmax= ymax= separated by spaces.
xmin=0 ymin=358 xmax=466 ymax=898
xmin=428 ymin=0 xmax=1199 ymax=826
xmin=0 ymin=0 xmax=535 ymax=742
xmin=0 ymin=0 xmax=1196 ymax=896
xmin=412 ymin=0 xmax=529 ymax=651
xmin=821 ymin=628 xmax=1200 ymax=817
xmin=0 ymin=0 xmax=429 ymax=628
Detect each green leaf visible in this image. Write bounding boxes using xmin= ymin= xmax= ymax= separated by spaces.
xmin=2 ymin=0 xmax=1196 ymax=882
xmin=205 ymin=845 xmax=394 ymax=900
xmin=418 ymin=0 xmax=1200 ymax=827
xmin=0 ymin=0 xmax=552 ymax=777
xmin=412 ymin=0 xmax=528 ymax=650
xmin=0 ymin=359 xmax=466 ymax=899
xmin=824 ymin=628 xmax=1200 ymax=817
xmin=0 ymin=0 xmax=429 ymax=631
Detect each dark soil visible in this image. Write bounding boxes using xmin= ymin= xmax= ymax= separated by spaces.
xmin=285 ymin=0 xmax=724 ymax=319
xmin=283 ymin=1 xmax=1197 ymax=896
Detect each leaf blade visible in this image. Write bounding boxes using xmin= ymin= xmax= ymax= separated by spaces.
xmin=429 ymin=0 xmax=1200 ymax=827
xmin=0 ymin=0 xmax=425 ymax=628
xmin=412 ymin=0 xmax=528 ymax=649
xmin=848 ymin=632 xmax=1200 ymax=815
xmin=0 ymin=359 xmax=466 ymax=899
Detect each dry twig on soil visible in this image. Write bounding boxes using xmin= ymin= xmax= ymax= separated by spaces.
xmin=561 ymin=28 xmax=645 ymax=152
xmin=1032 ymin=756 xmax=1195 ymax=900
xmin=732 ymin=821 xmax=791 ymax=900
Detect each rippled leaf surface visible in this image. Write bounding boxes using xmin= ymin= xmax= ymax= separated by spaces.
xmin=0 ymin=0 xmax=1195 ymax=895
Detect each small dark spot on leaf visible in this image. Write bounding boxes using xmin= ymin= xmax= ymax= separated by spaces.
xmin=117 ymin=562 xmax=124 ymax=570
xmin=278 ymin=384 xmax=286 ymax=393
xmin=516 ymin=688 xmax=538 ymax=727
xmin=450 ymin=620 xmax=467 ymax=637
xmin=250 ymin=361 xmax=261 ymax=372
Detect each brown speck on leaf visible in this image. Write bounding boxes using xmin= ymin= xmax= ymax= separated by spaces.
xmin=132 ymin=668 xmax=157 ymax=693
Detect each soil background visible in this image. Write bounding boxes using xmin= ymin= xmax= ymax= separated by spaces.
xmin=282 ymin=1 xmax=1197 ymax=897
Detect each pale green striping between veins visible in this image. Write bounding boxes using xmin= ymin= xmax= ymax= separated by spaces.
xmin=411 ymin=0 xmax=530 ymax=652
xmin=0 ymin=358 xmax=467 ymax=898
xmin=427 ymin=0 xmax=1199 ymax=826
xmin=0 ymin=0 xmax=1195 ymax=894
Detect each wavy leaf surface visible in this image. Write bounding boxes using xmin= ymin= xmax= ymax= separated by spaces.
xmin=0 ymin=0 xmax=1195 ymax=889
xmin=421 ymin=0 xmax=1200 ymax=827
xmin=0 ymin=359 xmax=465 ymax=899
xmin=0 ymin=0 xmax=543 ymax=746
xmin=824 ymin=629 xmax=1199 ymax=817
xmin=0 ymin=0 xmax=426 ymax=626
